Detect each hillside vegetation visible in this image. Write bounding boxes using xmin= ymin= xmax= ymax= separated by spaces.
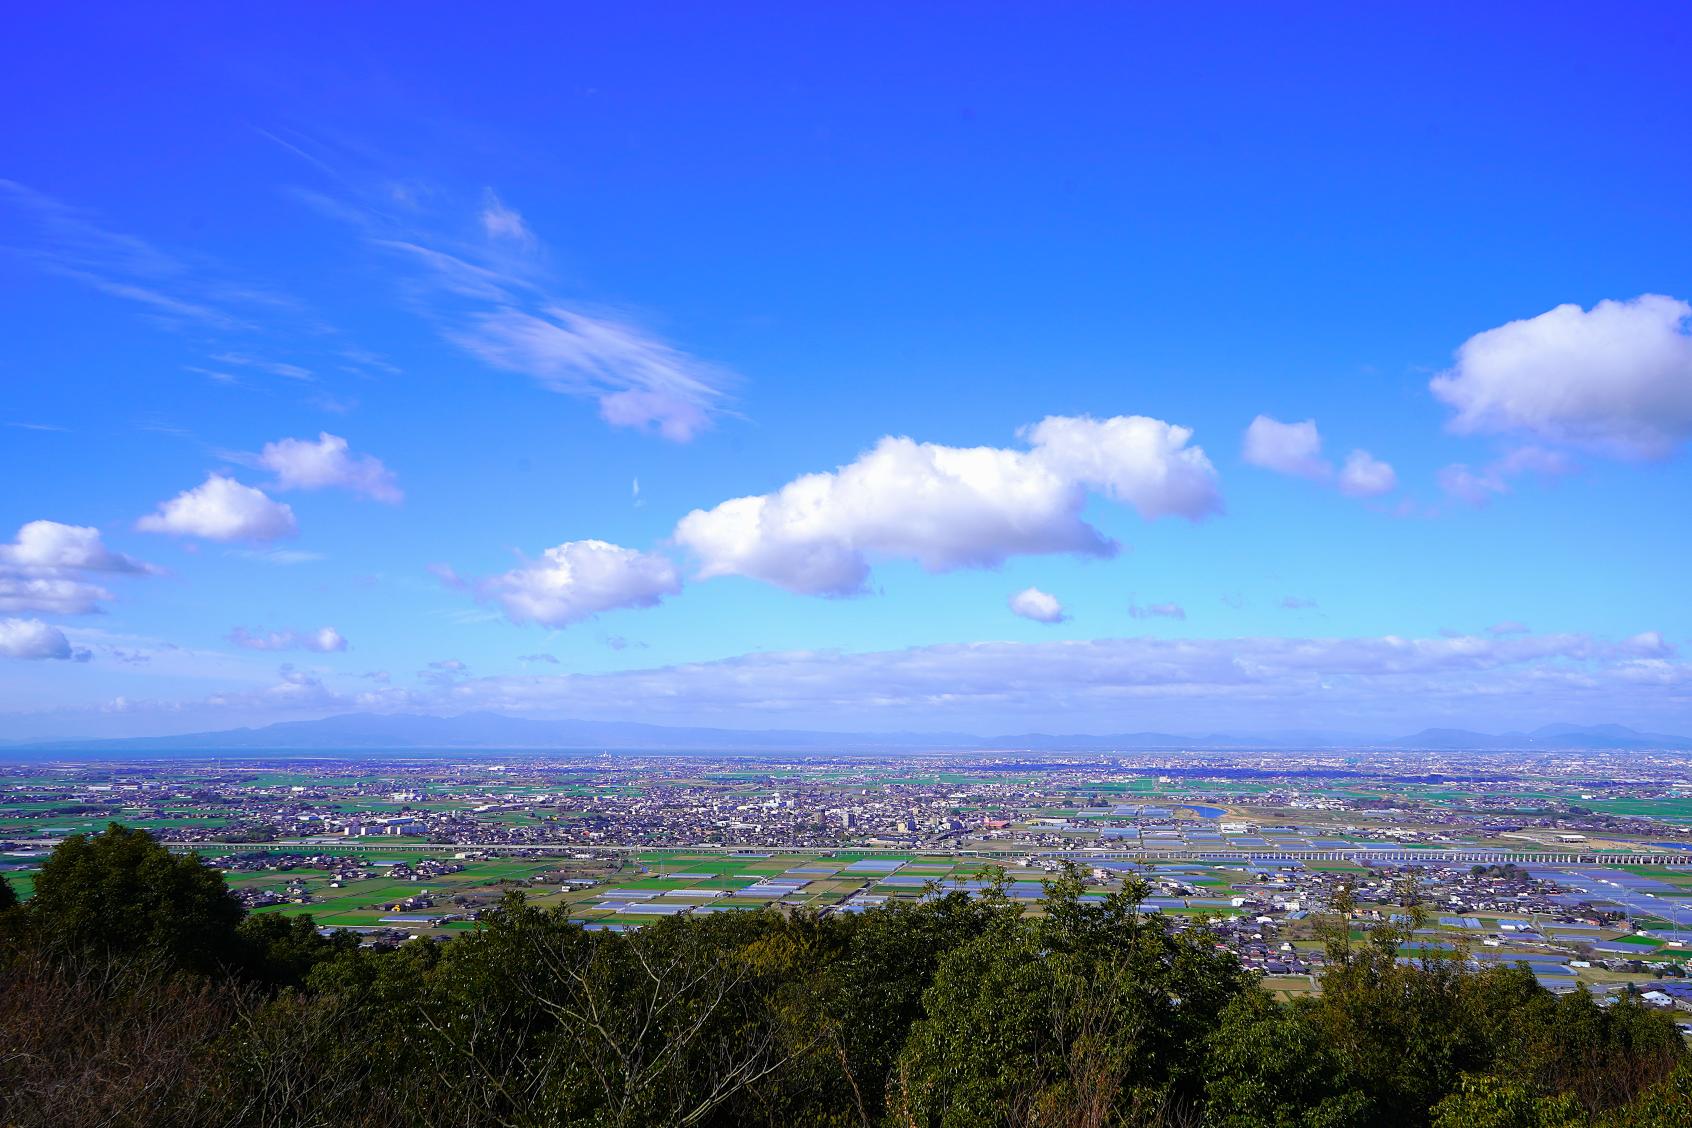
xmin=2 ymin=824 xmax=1690 ymax=1127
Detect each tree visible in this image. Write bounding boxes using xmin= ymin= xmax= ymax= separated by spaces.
xmin=751 ymin=890 xmax=999 ymax=1126
xmin=1316 ymin=880 xmax=1357 ymax=963
xmin=1203 ymin=990 xmax=1368 ymax=1127
xmin=1495 ymin=990 xmax=1685 ymax=1116
xmin=237 ymin=910 xmax=358 ymax=988
xmin=29 ymin=822 xmax=244 ymax=974
xmin=1604 ymin=1057 xmax=1692 ymax=1127
xmin=1394 ymin=872 xmax=1430 ymax=935
xmin=394 ymin=892 xmax=806 ymax=1126
xmin=1430 ymin=1075 xmax=1581 ymax=1128
xmin=890 ymin=867 xmax=1252 ymax=1126
xmin=0 ymin=945 xmax=245 ymax=1127
xmin=0 ymin=871 xmax=17 ymax=911
xmin=889 ymin=910 xmax=1056 ymax=1125
xmin=1303 ymin=949 xmax=1499 ymax=1126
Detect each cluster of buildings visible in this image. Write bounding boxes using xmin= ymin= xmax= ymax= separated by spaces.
xmin=7 ymin=751 xmax=1692 ymax=1007
xmin=6 ymin=750 xmax=1690 ymax=863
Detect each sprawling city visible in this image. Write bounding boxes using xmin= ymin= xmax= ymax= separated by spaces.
xmin=9 ymin=745 xmax=1692 ymax=1006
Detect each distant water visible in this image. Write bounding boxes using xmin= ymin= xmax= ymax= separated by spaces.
xmin=1184 ymin=804 xmax=1227 ymax=818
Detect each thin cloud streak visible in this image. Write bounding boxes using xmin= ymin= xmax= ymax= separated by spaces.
xmin=289 ymin=169 xmax=736 ymax=441
xmin=37 ymin=630 xmax=1691 ymax=738
xmin=0 ymin=178 xmax=390 ymax=410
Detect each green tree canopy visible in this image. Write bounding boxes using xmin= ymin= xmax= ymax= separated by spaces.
xmin=890 ymin=865 xmax=1254 ymax=1126
xmin=30 ymin=822 xmax=244 ymax=974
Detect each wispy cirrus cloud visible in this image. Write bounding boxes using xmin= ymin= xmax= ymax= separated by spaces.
xmin=0 ymin=178 xmax=387 ymax=405
xmin=227 ymin=548 xmax=327 ymax=566
xmin=0 ymin=179 xmax=261 ymax=331
xmin=451 ymin=306 xmax=731 ymax=442
xmin=208 ymin=353 xmax=315 ymax=382
xmin=480 ymin=189 xmax=536 ymax=249
xmin=229 ymin=625 xmax=348 ymax=653
xmin=1439 ymin=445 xmax=1575 ymax=507
xmin=281 ymin=158 xmax=735 ymax=441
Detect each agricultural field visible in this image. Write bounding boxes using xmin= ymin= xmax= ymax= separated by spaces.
xmin=7 ymin=748 xmax=1692 ymax=1001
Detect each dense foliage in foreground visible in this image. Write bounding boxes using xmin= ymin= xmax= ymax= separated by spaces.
xmin=2 ymin=825 xmax=1690 ymax=1127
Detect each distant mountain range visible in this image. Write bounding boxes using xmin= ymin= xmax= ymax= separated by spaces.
xmin=1385 ymin=723 xmax=1692 ymax=751
xmin=9 ymin=711 xmax=1270 ymax=755
xmin=7 ymin=711 xmax=1692 ymax=756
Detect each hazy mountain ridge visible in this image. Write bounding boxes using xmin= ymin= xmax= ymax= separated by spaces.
xmin=1388 ymin=724 xmax=1692 ymax=751
xmin=9 ymin=712 xmax=1691 ymax=756
xmin=12 ymin=711 xmax=1259 ymax=754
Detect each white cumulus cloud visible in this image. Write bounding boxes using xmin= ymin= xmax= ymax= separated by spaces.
xmin=258 ymin=432 xmax=402 ymax=503
xmin=1244 ymin=416 xmax=1396 ymax=501
xmin=1337 ymin=450 xmax=1398 ymax=497
xmin=0 ymin=617 xmax=85 ymax=660
xmin=229 ymin=626 xmax=349 ymax=653
xmin=1242 ymin=416 xmax=1329 ymax=479
xmin=1431 ymin=294 xmax=1692 ymax=458
xmin=0 ymin=521 xmax=153 ymax=614
xmin=137 ymin=474 xmax=298 ymax=542
xmin=673 ymin=415 xmax=1221 ymax=596
xmin=0 ymin=520 xmax=149 ymax=573
xmin=477 ymin=539 xmax=682 ymax=627
xmin=0 ymin=576 xmax=113 ymax=615
xmin=1008 ymin=586 xmax=1066 ymax=623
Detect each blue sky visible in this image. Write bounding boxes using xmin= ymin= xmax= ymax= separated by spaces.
xmin=2 ymin=4 xmax=1689 ymax=739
